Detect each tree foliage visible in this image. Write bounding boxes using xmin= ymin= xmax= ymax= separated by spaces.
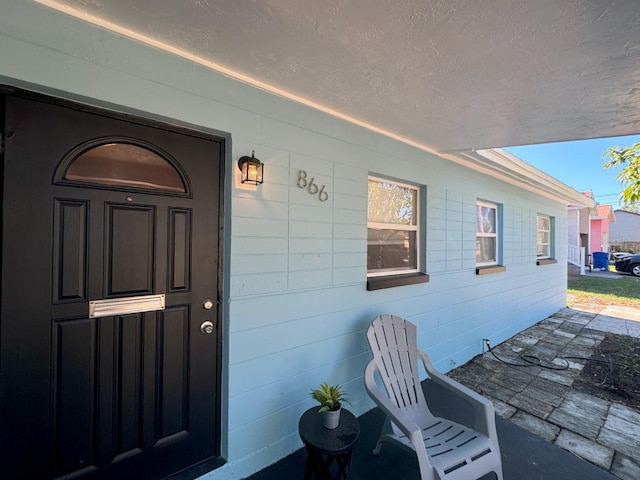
xmin=603 ymin=142 xmax=640 ymax=210
xmin=623 ymin=203 xmax=640 ymax=215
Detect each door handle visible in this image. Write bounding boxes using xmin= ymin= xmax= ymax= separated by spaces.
xmin=200 ymin=321 xmax=214 ymax=335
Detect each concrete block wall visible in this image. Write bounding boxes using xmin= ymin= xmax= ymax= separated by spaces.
xmin=0 ymin=2 xmax=569 ymax=478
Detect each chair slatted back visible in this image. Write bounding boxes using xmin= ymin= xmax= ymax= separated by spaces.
xmin=367 ymin=314 xmax=432 ymax=422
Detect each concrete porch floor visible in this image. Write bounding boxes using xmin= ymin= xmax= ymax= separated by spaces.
xmin=246 ymin=381 xmax=616 ymax=480
xmin=246 ymin=306 xmax=640 ymax=480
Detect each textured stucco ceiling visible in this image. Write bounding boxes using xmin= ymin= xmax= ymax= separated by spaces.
xmin=40 ymin=0 xmax=640 ymax=155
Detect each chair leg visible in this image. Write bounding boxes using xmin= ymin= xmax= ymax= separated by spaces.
xmin=372 ymin=433 xmax=386 ymax=455
xmin=372 ymin=418 xmax=393 ymax=456
xmin=372 ymin=442 xmax=382 ymax=456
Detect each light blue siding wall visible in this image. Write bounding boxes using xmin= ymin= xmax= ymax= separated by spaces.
xmin=1 ymin=2 xmax=569 ymax=479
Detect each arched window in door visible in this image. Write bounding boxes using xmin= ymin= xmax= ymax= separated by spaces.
xmin=60 ymin=140 xmax=187 ymax=193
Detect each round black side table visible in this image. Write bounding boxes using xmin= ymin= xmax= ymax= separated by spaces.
xmin=298 ymin=407 xmax=360 ymax=480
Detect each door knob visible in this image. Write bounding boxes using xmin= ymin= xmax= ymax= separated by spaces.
xmin=200 ymin=321 xmax=214 ymax=335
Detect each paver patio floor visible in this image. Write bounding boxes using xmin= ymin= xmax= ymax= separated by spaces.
xmin=448 ymin=306 xmax=640 ymax=480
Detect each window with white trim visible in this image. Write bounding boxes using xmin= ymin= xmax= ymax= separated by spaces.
xmin=367 ymin=177 xmax=419 ymax=277
xmin=476 ymin=201 xmax=499 ymax=266
xmin=537 ymin=214 xmax=552 ymax=259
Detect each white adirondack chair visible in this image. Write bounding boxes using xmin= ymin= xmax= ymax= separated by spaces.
xmin=365 ymin=314 xmax=503 ymax=480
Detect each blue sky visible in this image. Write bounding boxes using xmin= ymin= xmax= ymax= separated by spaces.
xmin=506 ymin=134 xmax=640 ymax=210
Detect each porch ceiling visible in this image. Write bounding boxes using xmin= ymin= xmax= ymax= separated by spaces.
xmin=38 ymin=1 xmax=640 ymax=159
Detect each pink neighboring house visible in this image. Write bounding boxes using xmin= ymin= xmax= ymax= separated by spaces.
xmin=567 ymin=193 xmax=615 ymax=274
xmin=590 ymin=204 xmax=616 ymax=254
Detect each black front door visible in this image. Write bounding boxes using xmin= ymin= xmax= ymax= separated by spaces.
xmin=0 ymin=92 xmax=224 ymax=479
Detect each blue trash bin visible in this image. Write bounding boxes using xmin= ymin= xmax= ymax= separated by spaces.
xmin=592 ymin=252 xmax=608 ymax=270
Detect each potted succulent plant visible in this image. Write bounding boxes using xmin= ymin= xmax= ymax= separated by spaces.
xmin=309 ymin=382 xmax=351 ymax=429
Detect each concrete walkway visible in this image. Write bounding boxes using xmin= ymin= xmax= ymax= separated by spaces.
xmin=449 ymin=306 xmax=640 ymax=480
xmin=568 ymin=263 xmax=628 ymax=280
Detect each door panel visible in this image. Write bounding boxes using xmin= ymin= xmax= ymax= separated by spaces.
xmin=106 ymin=203 xmax=156 ymax=296
xmin=114 ymin=313 xmax=144 ymax=458
xmin=158 ymin=307 xmax=190 ymax=440
xmin=53 ymin=318 xmax=99 ymax=477
xmin=169 ymin=208 xmax=192 ymax=292
xmin=1 ymin=92 xmax=224 ymax=480
xmin=53 ymin=199 xmax=89 ymax=302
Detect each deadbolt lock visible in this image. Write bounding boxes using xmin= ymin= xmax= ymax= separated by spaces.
xmin=203 ymin=299 xmax=214 ymax=310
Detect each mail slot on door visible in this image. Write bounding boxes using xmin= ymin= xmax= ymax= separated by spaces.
xmin=89 ymin=294 xmax=165 ymax=318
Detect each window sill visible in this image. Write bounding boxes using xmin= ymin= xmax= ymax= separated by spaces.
xmin=367 ymin=272 xmax=430 ymax=291
xmin=536 ymin=258 xmax=558 ymax=266
xmin=476 ymin=265 xmax=506 ymax=275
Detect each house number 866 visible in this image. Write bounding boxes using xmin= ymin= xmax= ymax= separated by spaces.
xmin=298 ymin=170 xmax=329 ymax=202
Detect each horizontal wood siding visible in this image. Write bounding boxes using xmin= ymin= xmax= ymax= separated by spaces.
xmin=1 ymin=3 xmax=570 ymax=479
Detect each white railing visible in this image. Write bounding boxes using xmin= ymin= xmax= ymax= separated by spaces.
xmin=567 ymin=244 xmax=586 ymax=275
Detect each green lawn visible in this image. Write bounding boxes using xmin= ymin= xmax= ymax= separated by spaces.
xmin=568 ymin=275 xmax=640 ymax=308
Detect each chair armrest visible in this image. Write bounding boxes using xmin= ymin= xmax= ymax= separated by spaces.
xmin=364 ymin=360 xmax=421 ymax=439
xmin=418 ymin=351 xmax=498 ymax=440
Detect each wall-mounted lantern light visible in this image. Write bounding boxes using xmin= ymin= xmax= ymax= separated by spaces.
xmin=238 ymin=151 xmax=264 ymax=185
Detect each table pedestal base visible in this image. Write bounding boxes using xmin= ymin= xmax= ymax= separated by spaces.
xmin=298 ymin=408 xmax=360 ymax=480
xmin=303 ymin=443 xmax=354 ymax=480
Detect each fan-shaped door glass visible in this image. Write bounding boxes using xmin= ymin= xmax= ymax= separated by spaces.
xmin=64 ymin=142 xmax=186 ymax=192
